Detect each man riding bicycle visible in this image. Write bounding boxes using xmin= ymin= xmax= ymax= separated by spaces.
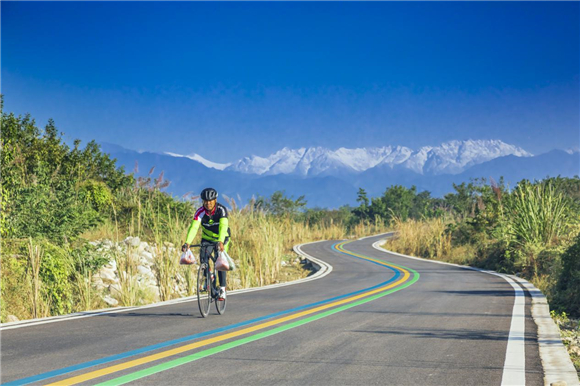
xmin=182 ymin=187 xmax=231 ymax=300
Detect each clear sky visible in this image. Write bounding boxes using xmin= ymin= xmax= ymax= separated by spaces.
xmin=2 ymin=1 xmax=579 ymax=162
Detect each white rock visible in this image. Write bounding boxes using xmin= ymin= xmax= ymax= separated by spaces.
xmin=103 ymin=295 xmax=119 ymax=307
xmin=137 ymin=265 xmax=151 ymax=276
xmin=124 ymin=236 xmax=138 ymax=247
xmin=109 ymin=283 xmax=122 ymax=295
xmin=94 ymin=281 xmax=106 ymax=292
xmin=7 ymin=315 xmax=20 ymax=323
xmin=100 ymin=268 xmax=117 ymax=284
xmin=140 ymin=251 xmax=154 ymax=264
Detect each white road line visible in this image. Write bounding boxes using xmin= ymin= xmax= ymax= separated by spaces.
xmin=510 ymin=275 xmax=580 ymax=386
xmin=0 ymin=240 xmax=334 ymax=331
xmin=371 ymin=239 xmax=526 ymax=386
xmin=500 ymin=276 xmax=526 ymax=386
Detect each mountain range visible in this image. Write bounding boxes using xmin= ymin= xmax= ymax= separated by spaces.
xmin=101 ymin=140 xmax=579 ymax=208
xmin=222 ymin=140 xmax=532 ymax=176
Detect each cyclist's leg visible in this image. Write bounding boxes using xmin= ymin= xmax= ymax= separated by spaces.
xmin=199 ymin=240 xmax=213 ymax=273
xmin=217 ymin=237 xmax=230 ymax=288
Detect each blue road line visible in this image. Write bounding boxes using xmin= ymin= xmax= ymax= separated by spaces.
xmin=6 ymin=242 xmax=399 ymax=386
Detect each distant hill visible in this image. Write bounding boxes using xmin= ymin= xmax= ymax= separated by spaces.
xmin=102 ymin=142 xmax=579 ymax=208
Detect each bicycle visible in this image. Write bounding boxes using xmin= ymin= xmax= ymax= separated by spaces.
xmin=189 ymin=243 xmax=226 ymax=317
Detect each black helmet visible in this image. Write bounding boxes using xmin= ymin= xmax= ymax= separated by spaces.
xmin=200 ymin=187 xmax=218 ymax=201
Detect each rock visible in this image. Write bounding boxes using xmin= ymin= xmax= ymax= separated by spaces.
xmin=137 ymin=265 xmax=152 ymax=276
xmin=94 ymin=281 xmax=106 ymax=292
xmin=124 ymin=237 xmax=141 ymax=248
xmin=147 ymin=284 xmax=160 ymax=302
xmin=140 ymin=251 xmax=154 ymax=264
xmin=103 ymin=295 xmax=119 ymax=307
xmin=109 ymin=283 xmax=122 ymax=295
xmin=104 ymin=259 xmax=117 ymax=272
xmin=7 ymin=315 xmax=19 ymax=323
xmin=100 ymin=268 xmax=117 ymax=284
xmin=281 ymin=261 xmax=288 ymax=267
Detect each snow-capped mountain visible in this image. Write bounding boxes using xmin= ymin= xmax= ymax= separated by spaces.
xmin=102 ymin=142 xmax=576 ymax=208
xmin=225 ymin=140 xmax=532 ymax=176
xmin=404 ymin=139 xmax=532 ymax=175
xmin=164 ymin=152 xmax=231 ymax=171
xmin=227 ymin=147 xmax=307 ymax=175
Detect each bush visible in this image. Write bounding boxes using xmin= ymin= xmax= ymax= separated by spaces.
xmin=38 ymin=241 xmax=74 ymax=315
xmin=556 ymin=232 xmax=580 ymax=316
xmin=0 ymin=247 xmax=30 ymax=321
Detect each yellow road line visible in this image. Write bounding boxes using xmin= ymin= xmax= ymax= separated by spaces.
xmin=48 ymin=241 xmax=410 ymax=386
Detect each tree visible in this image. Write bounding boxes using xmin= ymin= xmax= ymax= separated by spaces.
xmin=254 ymin=191 xmax=307 ymax=216
xmin=353 ymin=188 xmax=370 ymax=220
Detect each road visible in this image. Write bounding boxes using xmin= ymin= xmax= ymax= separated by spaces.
xmin=1 ymin=235 xmax=543 ymax=385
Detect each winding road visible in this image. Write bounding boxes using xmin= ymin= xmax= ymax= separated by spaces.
xmin=1 ymin=235 xmax=544 ymax=385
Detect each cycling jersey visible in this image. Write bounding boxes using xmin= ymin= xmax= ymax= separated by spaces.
xmin=185 ymin=203 xmax=231 ymax=245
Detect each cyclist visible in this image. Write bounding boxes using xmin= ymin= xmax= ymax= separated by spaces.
xmin=182 ymin=188 xmax=231 ymax=300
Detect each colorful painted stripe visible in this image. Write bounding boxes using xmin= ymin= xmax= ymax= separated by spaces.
xmin=5 ymin=243 xmax=399 ymax=386
xmin=9 ymin=240 xmax=419 ymax=386
xmin=98 ymin=271 xmax=419 ymax=386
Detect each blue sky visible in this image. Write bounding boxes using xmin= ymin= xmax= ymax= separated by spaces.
xmin=2 ymin=2 xmax=579 ymax=162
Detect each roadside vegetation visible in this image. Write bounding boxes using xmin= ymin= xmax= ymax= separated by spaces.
xmin=0 ymin=101 xmax=387 ymax=321
xmin=356 ymin=176 xmax=580 ymax=372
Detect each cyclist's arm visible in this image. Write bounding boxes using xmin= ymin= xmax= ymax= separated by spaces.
xmin=185 ymin=218 xmax=201 ymax=244
xmin=218 ymin=217 xmax=229 ymax=243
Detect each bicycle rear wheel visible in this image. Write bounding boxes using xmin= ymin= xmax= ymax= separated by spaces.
xmin=197 ymin=263 xmax=211 ymax=318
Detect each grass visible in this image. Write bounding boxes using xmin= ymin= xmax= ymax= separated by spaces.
xmin=2 ymin=183 xmax=390 ymax=321
xmin=386 ymin=216 xmax=462 ymax=262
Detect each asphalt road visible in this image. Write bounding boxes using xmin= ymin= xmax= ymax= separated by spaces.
xmin=1 ymin=235 xmax=543 ymax=385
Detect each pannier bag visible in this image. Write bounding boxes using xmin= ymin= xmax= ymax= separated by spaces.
xmin=215 ymin=251 xmax=236 ymax=271
xmin=180 ymin=249 xmax=196 ymax=265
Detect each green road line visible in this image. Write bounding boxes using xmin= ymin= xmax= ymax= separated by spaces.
xmin=97 ymin=269 xmax=419 ymax=386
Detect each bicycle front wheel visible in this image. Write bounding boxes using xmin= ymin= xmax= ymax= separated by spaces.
xmin=197 ymin=263 xmax=211 ymax=318
xmin=215 ymin=284 xmax=226 ymax=315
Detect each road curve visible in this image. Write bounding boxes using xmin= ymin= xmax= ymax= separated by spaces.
xmin=1 ymin=235 xmax=543 ymax=385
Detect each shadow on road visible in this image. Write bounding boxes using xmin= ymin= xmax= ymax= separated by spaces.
xmin=348 ymin=326 xmax=537 ymax=342
xmin=95 ymin=312 xmax=199 ymax=318
xmin=433 ymin=289 xmax=516 ymax=297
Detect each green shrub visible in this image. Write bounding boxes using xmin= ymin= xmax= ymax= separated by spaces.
xmin=78 ymin=180 xmax=113 ymax=213
xmin=505 ymin=180 xmax=572 ymax=247
xmin=0 ymin=246 xmax=30 ymax=321
xmin=556 ymin=232 xmax=580 ymax=316
xmin=38 ymin=241 xmax=74 ymax=315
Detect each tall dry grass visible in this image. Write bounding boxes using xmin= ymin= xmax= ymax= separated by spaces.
xmin=228 ymin=208 xmax=347 ymax=288
xmin=26 ymin=238 xmax=51 ymax=318
xmin=54 ymin=188 xmax=392 ymax=311
xmin=385 ymin=217 xmax=458 ymax=262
